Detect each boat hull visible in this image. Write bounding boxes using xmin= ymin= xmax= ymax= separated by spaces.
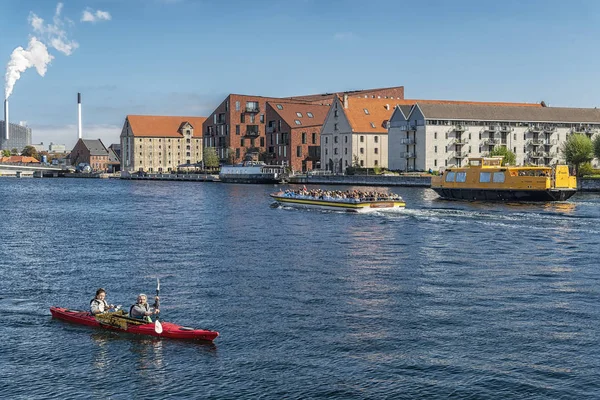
xmin=219 ymin=175 xmax=280 ymax=184
xmin=270 ymin=194 xmax=405 ymax=213
xmin=50 ymin=307 xmax=218 ymax=341
xmin=431 ymin=187 xmax=577 ymax=202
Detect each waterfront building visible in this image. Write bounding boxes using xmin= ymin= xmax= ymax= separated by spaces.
xmin=0 ymin=121 xmax=32 ymax=152
xmin=120 ymin=115 xmax=206 ymax=173
xmin=70 ymin=139 xmax=110 ymax=172
xmin=388 ymin=103 xmax=600 ymax=171
xmin=49 ymin=142 xmax=67 ymax=153
xmin=32 ymin=143 xmax=46 ymax=152
xmin=264 ymin=101 xmax=329 ymax=172
xmin=109 ymin=144 xmax=121 ymax=160
xmin=202 ymin=87 xmax=406 ymax=164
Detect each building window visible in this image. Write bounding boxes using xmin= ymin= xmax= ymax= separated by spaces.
xmin=334 ymin=148 xmax=338 ymax=155
xmin=276 ymin=104 xmax=283 ymax=110
xmin=325 ymin=137 xmax=328 ymax=144
xmin=364 ymin=108 xmax=370 ymax=115
xmin=370 ymin=122 xmax=376 ymax=128
xmin=241 ymin=139 xmax=245 ymax=146
xmin=374 ymin=136 xmax=378 ymax=143
xmin=344 ymin=136 xmax=348 ymax=143
xmin=360 ymin=160 xmax=364 ymax=166
xmin=360 ymin=147 xmax=364 ymax=154
xmin=236 ymin=125 xmax=240 ymax=135
xmin=312 ymin=132 xmax=316 ymax=144
xmin=345 ymin=148 xmax=347 ymax=155
xmin=374 ymin=160 xmax=378 ymax=166
xmin=235 ymin=101 xmax=240 ymax=111
xmin=325 ymin=149 xmax=328 ymax=155
xmin=334 ymin=110 xmax=339 ymax=117
xmin=295 ymin=120 xmax=301 ymax=125
xmin=360 ymin=136 xmax=364 ymax=143
xmin=434 ymin=160 xmax=437 ymax=167
xmin=297 ymin=146 xmax=302 ymax=157
xmin=434 ymin=146 xmax=437 ymax=153
xmin=334 ymin=136 xmax=338 ymax=143
xmin=302 ymin=132 xmax=306 ymax=144
xmin=307 ymin=112 xmax=314 ymax=118
xmin=334 ymin=123 xmax=338 ymax=131
xmin=241 ymin=114 xmax=245 ymax=123
xmin=260 ymin=114 xmax=264 ymax=123
xmin=374 ymin=148 xmax=378 ymax=154
xmin=434 ymin=132 xmax=437 ymax=140
xmin=296 ymin=112 xmax=303 ymax=118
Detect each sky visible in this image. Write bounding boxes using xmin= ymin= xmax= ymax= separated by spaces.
xmin=2 ymin=0 xmax=600 ymax=149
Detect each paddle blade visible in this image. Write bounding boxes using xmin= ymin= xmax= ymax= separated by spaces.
xmin=156 ymin=278 xmax=160 ymax=293
xmin=155 ymin=319 xmax=163 ymax=334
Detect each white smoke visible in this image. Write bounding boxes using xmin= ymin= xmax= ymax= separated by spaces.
xmin=28 ymin=2 xmax=79 ymax=56
xmin=81 ymin=9 xmax=112 ymax=23
xmin=4 ymin=37 xmax=54 ymax=99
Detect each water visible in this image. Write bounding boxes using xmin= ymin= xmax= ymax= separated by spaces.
xmin=0 ymin=178 xmax=599 ymax=399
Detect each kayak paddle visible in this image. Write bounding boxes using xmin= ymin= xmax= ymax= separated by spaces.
xmin=154 ymin=278 xmax=163 ymax=334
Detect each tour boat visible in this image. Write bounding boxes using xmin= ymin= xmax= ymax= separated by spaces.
xmin=219 ymin=161 xmax=285 ymax=184
xmin=430 ymin=156 xmax=577 ymax=201
xmin=270 ymin=190 xmax=406 ymax=213
xmin=50 ymin=307 xmax=219 ymax=341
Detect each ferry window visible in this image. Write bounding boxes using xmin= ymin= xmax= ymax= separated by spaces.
xmin=456 ymin=172 xmax=467 ymax=182
xmin=479 ymin=172 xmax=491 ymax=183
xmin=493 ymin=172 xmax=505 ymax=183
xmin=445 ymin=172 xmax=455 ymax=182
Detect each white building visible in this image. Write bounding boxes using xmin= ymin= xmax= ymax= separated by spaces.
xmin=389 ymin=103 xmax=600 ymax=171
xmin=49 ymin=142 xmax=67 ymax=153
xmin=321 ymin=95 xmax=396 ymax=173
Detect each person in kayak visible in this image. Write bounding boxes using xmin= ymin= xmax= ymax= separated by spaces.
xmin=130 ymin=293 xmax=159 ymax=322
xmin=90 ymin=288 xmax=115 ymax=315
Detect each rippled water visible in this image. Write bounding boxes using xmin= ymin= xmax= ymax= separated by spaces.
xmin=0 ymin=178 xmax=599 ymax=399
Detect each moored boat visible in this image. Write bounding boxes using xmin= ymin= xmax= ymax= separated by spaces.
xmin=50 ymin=306 xmax=219 ymax=341
xmin=219 ymin=161 xmax=285 ymax=184
xmin=270 ymin=188 xmax=406 ymax=213
xmin=431 ymin=156 xmax=577 ymax=201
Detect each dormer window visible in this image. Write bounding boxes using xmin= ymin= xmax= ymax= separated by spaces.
xmin=364 ymin=109 xmax=370 ymax=115
xmin=370 ymin=122 xmax=376 ymax=128
xmin=276 ymin=104 xmax=283 ymax=110
xmin=307 ymin=112 xmax=314 ymax=118
xmin=296 ymin=112 xmax=303 ymax=118
xmin=294 ymin=120 xmax=301 ymax=125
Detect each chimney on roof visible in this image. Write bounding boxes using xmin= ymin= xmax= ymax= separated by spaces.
xmin=343 ymin=94 xmax=348 ymax=109
xmin=77 ymin=93 xmax=82 ymax=139
xmin=540 ymin=100 xmax=547 ymax=107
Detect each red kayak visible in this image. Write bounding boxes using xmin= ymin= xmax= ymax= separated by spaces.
xmin=50 ymin=306 xmax=219 ymax=341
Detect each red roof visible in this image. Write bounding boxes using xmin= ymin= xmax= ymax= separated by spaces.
xmin=126 ymin=115 xmax=207 ymax=138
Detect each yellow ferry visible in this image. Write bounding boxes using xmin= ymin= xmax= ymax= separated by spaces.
xmin=431 ymin=157 xmax=577 ymax=201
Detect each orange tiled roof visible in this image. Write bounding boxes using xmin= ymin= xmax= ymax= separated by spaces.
xmin=0 ymin=155 xmax=40 ymax=163
xmin=267 ymin=101 xmax=330 ymax=128
xmin=127 ymin=115 xmax=207 ymax=138
xmin=342 ymin=97 xmax=542 ymax=133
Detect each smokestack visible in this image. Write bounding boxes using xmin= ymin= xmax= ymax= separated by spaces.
xmin=77 ymin=92 xmax=82 ymax=139
xmin=4 ymin=99 xmax=9 ymax=140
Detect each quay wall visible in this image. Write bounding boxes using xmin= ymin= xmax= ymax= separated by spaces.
xmin=579 ymin=178 xmax=600 ymax=192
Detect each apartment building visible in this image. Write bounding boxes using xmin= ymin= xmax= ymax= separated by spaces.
xmin=388 ymin=103 xmax=600 ymax=171
xmin=120 ymin=115 xmax=206 ymax=173
xmin=264 ymin=101 xmax=329 ymax=172
xmin=202 ymin=87 xmax=406 ymax=164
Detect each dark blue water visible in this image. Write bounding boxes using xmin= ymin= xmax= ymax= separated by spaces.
xmin=1 ymin=178 xmax=599 ymax=399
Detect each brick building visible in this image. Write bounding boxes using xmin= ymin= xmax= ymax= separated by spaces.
xmin=202 ymin=86 xmax=406 ymax=164
xmin=70 ymin=139 xmax=110 ymax=172
xmin=265 ymin=101 xmax=329 ymax=172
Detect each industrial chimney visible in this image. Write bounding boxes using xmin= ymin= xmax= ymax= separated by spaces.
xmin=4 ymin=99 xmax=8 ymax=140
xmin=77 ymin=92 xmax=82 ymax=139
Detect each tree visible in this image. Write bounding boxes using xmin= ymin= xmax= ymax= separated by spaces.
xmin=21 ymin=145 xmax=40 ymax=160
xmin=489 ymin=146 xmax=516 ymax=166
xmin=593 ymin=135 xmax=600 ymax=160
xmin=11 ymin=148 xmax=18 ymax=155
xmin=1 ymin=149 xmax=10 ymax=157
xmin=203 ymin=147 xmax=219 ymax=169
xmin=561 ymin=133 xmax=593 ymax=175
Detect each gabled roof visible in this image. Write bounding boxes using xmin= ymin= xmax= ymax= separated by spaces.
xmin=0 ymin=155 xmax=40 ymax=163
xmin=284 ymin=86 xmax=405 ymax=103
xmin=343 ymin=98 xmax=399 ymax=133
xmin=397 ymin=98 xmax=541 ymax=108
xmin=81 ymin=139 xmax=108 ymax=156
xmin=413 ymin=103 xmax=600 ymax=123
xmin=127 ymin=115 xmax=207 ymax=138
xmin=267 ymin=101 xmax=329 ymax=129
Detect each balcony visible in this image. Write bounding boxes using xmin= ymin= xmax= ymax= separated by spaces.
xmin=500 ymin=125 xmax=513 ymax=132
xmin=453 ymin=124 xmax=467 ymax=132
xmin=543 ymin=126 xmax=556 ymax=133
xmin=543 ymin=140 xmax=557 ymax=146
xmin=484 ymin=138 xmax=499 ymax=146
xmin=528 ymin=125 xmax=543 ymax=133
xmin=408 ymin=124 xmax=418 ymax=131
xmin=245 ymin=127 xmax=260 ymax=137
xmin=452 ymin=138 xmax=469 ymax=145
xmin=528 ymin=139 xmax=545 ymax=146
xmin=484 ymin=125 xmax=500 ymax=132
xmin=245 ymin=105 xmax=260 ymax=113
xmin=529 ymin=151 xmax=548 ymax=158
xmin=401 ymin=151 xmax=415 ymax=159
xmin=399 ymin=138 xmax=415 ymax=145
xmin=266 ymin=126 xmax=275 ymax=134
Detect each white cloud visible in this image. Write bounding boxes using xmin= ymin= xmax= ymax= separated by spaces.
xmin=81 ymin=9 xmax=112 ymax=23
xmin=28 ymin=2 xmax=79 ymax=56
xmin=31 ymin=123 xmax=121 ymax=150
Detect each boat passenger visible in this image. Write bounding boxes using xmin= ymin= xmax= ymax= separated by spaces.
xmin=90 ymin=288 xmax=114 ymax=315
xmin=130 ymin=293 xmax=159 ymax=322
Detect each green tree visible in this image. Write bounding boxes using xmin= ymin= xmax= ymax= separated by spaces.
xmin=2 ymin=149 xmax=10 ymax=157
xmin=489 ymin=146 xmax=516 ymax=165
xmin=21 ymin=145 xmax=40 ymax=160
xmin=203 ymin=147 xmax=219 ymax=169
xmin=593 ymin=135 xmax=600 ymax=160
xmin=11 ymin=148 xmax=18 ymax=155
xmin=561 ymin=133 xmax=593 ymax=175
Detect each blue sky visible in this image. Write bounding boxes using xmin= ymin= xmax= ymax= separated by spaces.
xmin=2 ymin=0 xmax=600 ymax=148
